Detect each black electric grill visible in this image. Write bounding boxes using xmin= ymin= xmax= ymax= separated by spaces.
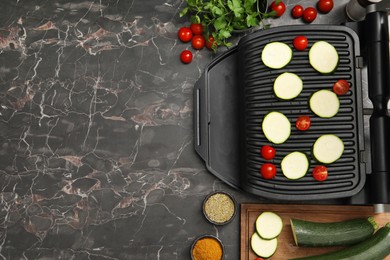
xmin=194 ymin=15 xmax=390 ymax=202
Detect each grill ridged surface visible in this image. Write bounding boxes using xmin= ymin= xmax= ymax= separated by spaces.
xmin=237 ymin=26 xmax=365 ymax=200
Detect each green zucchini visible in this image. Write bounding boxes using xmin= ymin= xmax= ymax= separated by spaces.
xmin=291 ymin=217 xmax=377 ymax=247
xmin=290 ymin=222 xmax=390 ymax=260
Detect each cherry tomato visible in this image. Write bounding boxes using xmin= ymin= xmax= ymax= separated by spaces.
xmin=178 ymin=27 xmax=193 ymax=43
xmin=192 ymin=35 xmax=205 ymax=50
xmin=180 ymin=50 xmax=192 ymax=64
xmin=261 ymin=145 xmax=276 ymax=160
xmin=333 ymin=79 xmax=350 ymax=95
xmin=312 ymin=165 xmax=328 ymax=181
xmin=190 ymin=23 xmax=203 ymax=35
xmin=296 ymin=115 xmax=311 ymax=131
xmin=206 ymin=35 xmax=217 ymax=50
xmin=260 ymin=163 xmax=277 ymax=179
xmin=303 ymin=7 xmax=317 ymax=23
xmin=291 ymin=5 xmax=304 ymax=18
xmin=270 ymin=1 xmax=286 ymax=17
xmin=317 ymin=0 xmax=334 ymax=13
xmin=293 ymin=36 xmax=308 ymax=51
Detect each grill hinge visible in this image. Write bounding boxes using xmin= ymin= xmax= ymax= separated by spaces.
xmin=355 ymin=56 xmax=364 ymax=68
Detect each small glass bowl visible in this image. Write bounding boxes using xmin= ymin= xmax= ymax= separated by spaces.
xmin=190 ymin=234 xmax=225 ymax=260
xmin=202 ymin=191 xmax=237 ymax=225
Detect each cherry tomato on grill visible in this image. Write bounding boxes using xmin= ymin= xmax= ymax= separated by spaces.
xmin=270 ymin=1 xmax=286 ymax=17
xmin=180 ymin=50 xmax=192 ymax=64
xmin=190 ymin=23 xmax=203 ymax=35
xmin=333 ymin=79 xmax=350 ymax=95
xmin=296 ymin=115 xmax=311 ymax=131
xmin=192 ymin=35 xmax=205 ymax=50
xmin=206 ymin=35 xmax=217 ymax=50
xmin=261 ymin=163 xmax=277 ymax=179
xmin=312 ymin=165 xmax=328 ymax=181
xmin=293 ymin=36 xmax=308 ymax=51
xmin=178 ymin=27 xmax=193 ymax=42
xmin=303 ymin=7 xmax=317 ymax=23
xmin=317 ymin=0 xmax=334 ymax=13
xmin=291 ymin=5 xmax=304 ymax=18
xmin=261 ymin=145 xmax=276 ymax=160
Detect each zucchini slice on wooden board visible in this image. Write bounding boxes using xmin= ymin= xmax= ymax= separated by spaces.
xmin=261 ymin=42 xmax=292 ymax=69
xmin=274 ymin=72 xmax=303 ymax=100
xmin=290 ymin=222 xmax=390 ymax=260
xmin=281 ymin=151 xmax=309 ymax=180
xmin=290 ymin=217 xmax=378 ymax=247
xmin=251 ymin=232 xmax=278 ymax=258
xmin=313 ymin=134 xmax=344 ymax=164
xmin=310 ymin=89 xmax=340 ymax=118
xmin=262 ymin=111 xmax=291 ymax=144
xmin=255 ymin=212 xmax=283 ymax=239
xmin=309 ymin=41 xmax=339 ymax=74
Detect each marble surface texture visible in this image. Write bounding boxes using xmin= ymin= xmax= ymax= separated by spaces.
xmin=0 ymin=0 xmax=368 ymax=259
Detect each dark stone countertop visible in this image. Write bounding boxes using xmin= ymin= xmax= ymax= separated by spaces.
xmin=0 ymin=0 xmax=367 ymax=259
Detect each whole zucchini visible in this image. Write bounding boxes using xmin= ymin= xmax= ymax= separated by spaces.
xmin=291 ymin=222 xmax=390 ymax=260
xmin=291 ymin=217 xmax=377 ymax=247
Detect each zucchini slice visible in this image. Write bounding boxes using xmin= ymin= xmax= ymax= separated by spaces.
xmin=309 ymin=41 xmax=339 ymax=74
xmin=255 ymin=212 xmax=283 ymax=240
xmin=281 ymin=152 xmax=309 ymax=180
xmin=251 ymin=232 xmax=278 ymax=258
xmin=262 ymin=42 xmax=292 ymax=69
xmin=290 ymin=217 xmax=378 ymax=247
xmin=290 ymin=222 xmax=390 ymax=260
xmin=313 ymin=134 xmax=344 ymax=164
xmin=274 ymin=72 xmax=303 ymax=100
xmin=310 ymin=89 xmax=340 ymax=118
xmin=262 ymin=111 xmax=291 ymax=144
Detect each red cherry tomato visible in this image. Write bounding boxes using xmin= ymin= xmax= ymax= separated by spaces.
xmin=192 ymin=35 xmax=205 ymax=50
xmin=333 ymin=79 xmax=350 ymax=95
xmin=180 ymin=50 xmax=192 ymax=64
xmin=291 ymin=5 xmax=304 ymax=18
xmin=293 ymin=36 xmax=308 ymax=51
xmin=206 ymin=35 xmax=217 ymax=50
xmin=178 ymin=27 xmax=193 ymax=43
xmin=261 ymin=145 xmax=276 ymax=160
xmin=317 ymin=0 xmax=334 ymax=13
xmin=312 ymin=165 xmax=328 ymax=181
xmin=270 ymin=1 xmax=286 ymax=17
xmin=190 ymin=23 xmax=203 ymax=35
xmin=303 ymin=7 xmax=317 ymax=23
xmin=296 ymin=115 xmax=311 ymax=131
xmin=261 ymin=163 xmax=277 ymax=179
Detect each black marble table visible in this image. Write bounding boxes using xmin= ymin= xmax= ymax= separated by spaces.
xmin=0 ymin=0 xmax=361 ymax=259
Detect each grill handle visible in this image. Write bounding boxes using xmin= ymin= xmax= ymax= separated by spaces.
xmin=194 ymin=73 xmax=208 ymax=162
xmin=366 ymin=10 xmax=390 ymax=203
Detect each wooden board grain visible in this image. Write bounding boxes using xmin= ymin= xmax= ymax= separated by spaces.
xmin=240 ymin=204 xmax=390 ymax=260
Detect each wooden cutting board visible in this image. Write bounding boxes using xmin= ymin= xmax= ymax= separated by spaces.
xmin=240 ymin=204 xmax=390 ymax=259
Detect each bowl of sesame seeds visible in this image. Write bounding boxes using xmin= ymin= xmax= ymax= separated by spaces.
xmin=202 ymin=191 xmax=237 ymax=225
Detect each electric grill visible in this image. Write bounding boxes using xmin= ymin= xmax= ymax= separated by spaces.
xmin=194 ymin=9 xmax=390 ymax=203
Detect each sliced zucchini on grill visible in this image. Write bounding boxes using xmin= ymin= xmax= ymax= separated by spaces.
xmin=313 ymin=134 xmax=344 ymax=164
xmin=310 ymin=89 xmax=340 ymax=118
xmin=262 ymin=42 xmax=292 ymax=69
xmin=309 ymin=41 xmax=339 ymax=74
xmin=274 ymin=72 xmax=303 ymax=100
xmin=281 ymin=151 xmax=309 ymax=180
xmin=262 ymin=111 xmax=291 ymax=144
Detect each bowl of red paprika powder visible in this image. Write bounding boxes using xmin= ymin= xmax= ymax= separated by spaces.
xmin=191 ymin=234 xmax=224 ymax=260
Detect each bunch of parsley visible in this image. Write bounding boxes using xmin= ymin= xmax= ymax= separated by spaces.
xmin=180 ymin=0 xmax=275 ymax=48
